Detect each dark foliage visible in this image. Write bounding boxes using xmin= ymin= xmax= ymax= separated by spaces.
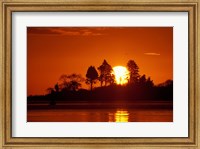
xmin=28 ymin=80 xmax=173 ymax=105
xmin=86 ymin=66 xmax=98 ymax=91
xmin=28 ymin=59 xmax=173 ymax=106
xmin=98 ymin=60 xmax=115 ymax=86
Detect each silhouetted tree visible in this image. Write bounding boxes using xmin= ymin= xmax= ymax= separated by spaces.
xmin=46 ymin=86 xmax=56 ymax=106
xmin=68 ymin=81 xmax=82 ymax=91
xmin=86 ymin=66 xmax=98 ymax=91
xmin=59 ymin=74 xmax=84 ymax=91
xmin=127 ymin=60 xmax=140 ymax=84
xmin=156 ymin=80 xmax=173 ymax=100
xmin=107 ymin=73 xmax=115 ymax=85
xmin=46 ymin=87 xmax=54 ymax=94
xmin=138 ymin=74 xmax=147 ymax=85
xmin=138 ymin=75 xmax=154 ymax=88
xmin=55 ymin=83 xmax=59 ymax=92
xmin=146 ymin=77 xmax=154 ymax=88
xmin=157 ymin=79 xmax=173 ymax=88
xmin=98 ymin=60 xmax=114 ymax=86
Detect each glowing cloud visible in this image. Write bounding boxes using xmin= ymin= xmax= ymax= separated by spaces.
xmin=28 ymin=27 xmax=104 ymax=36
xmin=144 ymin=53 xmax=160 ymax=56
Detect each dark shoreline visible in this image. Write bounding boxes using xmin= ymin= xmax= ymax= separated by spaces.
xmin=27 ymin=101 xmax=173 ymax=110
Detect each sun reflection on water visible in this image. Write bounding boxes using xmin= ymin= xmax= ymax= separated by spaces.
xmin=109 ymin=109 xmax=129 ymax=122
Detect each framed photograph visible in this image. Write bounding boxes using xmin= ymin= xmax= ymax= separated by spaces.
xmin=0 ymin=0 xmax=199 ymax=148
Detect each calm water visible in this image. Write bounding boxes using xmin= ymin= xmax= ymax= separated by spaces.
xmin=27 ymin=108 xmax=173 ymax=122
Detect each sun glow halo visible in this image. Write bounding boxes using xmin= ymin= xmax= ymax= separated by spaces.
xmin=113 ymin=66 xmax=129 ymax=85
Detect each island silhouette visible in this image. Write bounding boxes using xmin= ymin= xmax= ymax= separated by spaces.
xmin=28 ymin=59 xmax=173 ymax=109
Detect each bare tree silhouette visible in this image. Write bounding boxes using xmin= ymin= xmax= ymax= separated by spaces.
xmin=59 ymin=74 xmax=84 ymax=91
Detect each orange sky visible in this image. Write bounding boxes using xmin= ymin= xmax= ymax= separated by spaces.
xmin=27 ymin=27 xmax=173 ymax=96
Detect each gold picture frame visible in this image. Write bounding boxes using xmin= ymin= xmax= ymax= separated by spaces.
xmin=0 ymin=0 xmax=199 ymax=148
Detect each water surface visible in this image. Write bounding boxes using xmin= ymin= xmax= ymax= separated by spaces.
xmin=27 ymin=108 xmax=172 ymax=122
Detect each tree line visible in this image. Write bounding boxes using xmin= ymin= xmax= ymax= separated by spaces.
xmin=46 ymin=59 xmax=155 ymax=93
xmin=27 ymin=59 xmax=173 ymax=106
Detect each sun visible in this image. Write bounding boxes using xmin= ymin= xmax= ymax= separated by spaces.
xmin=113 ymin=66 xmax=129 ymax=85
